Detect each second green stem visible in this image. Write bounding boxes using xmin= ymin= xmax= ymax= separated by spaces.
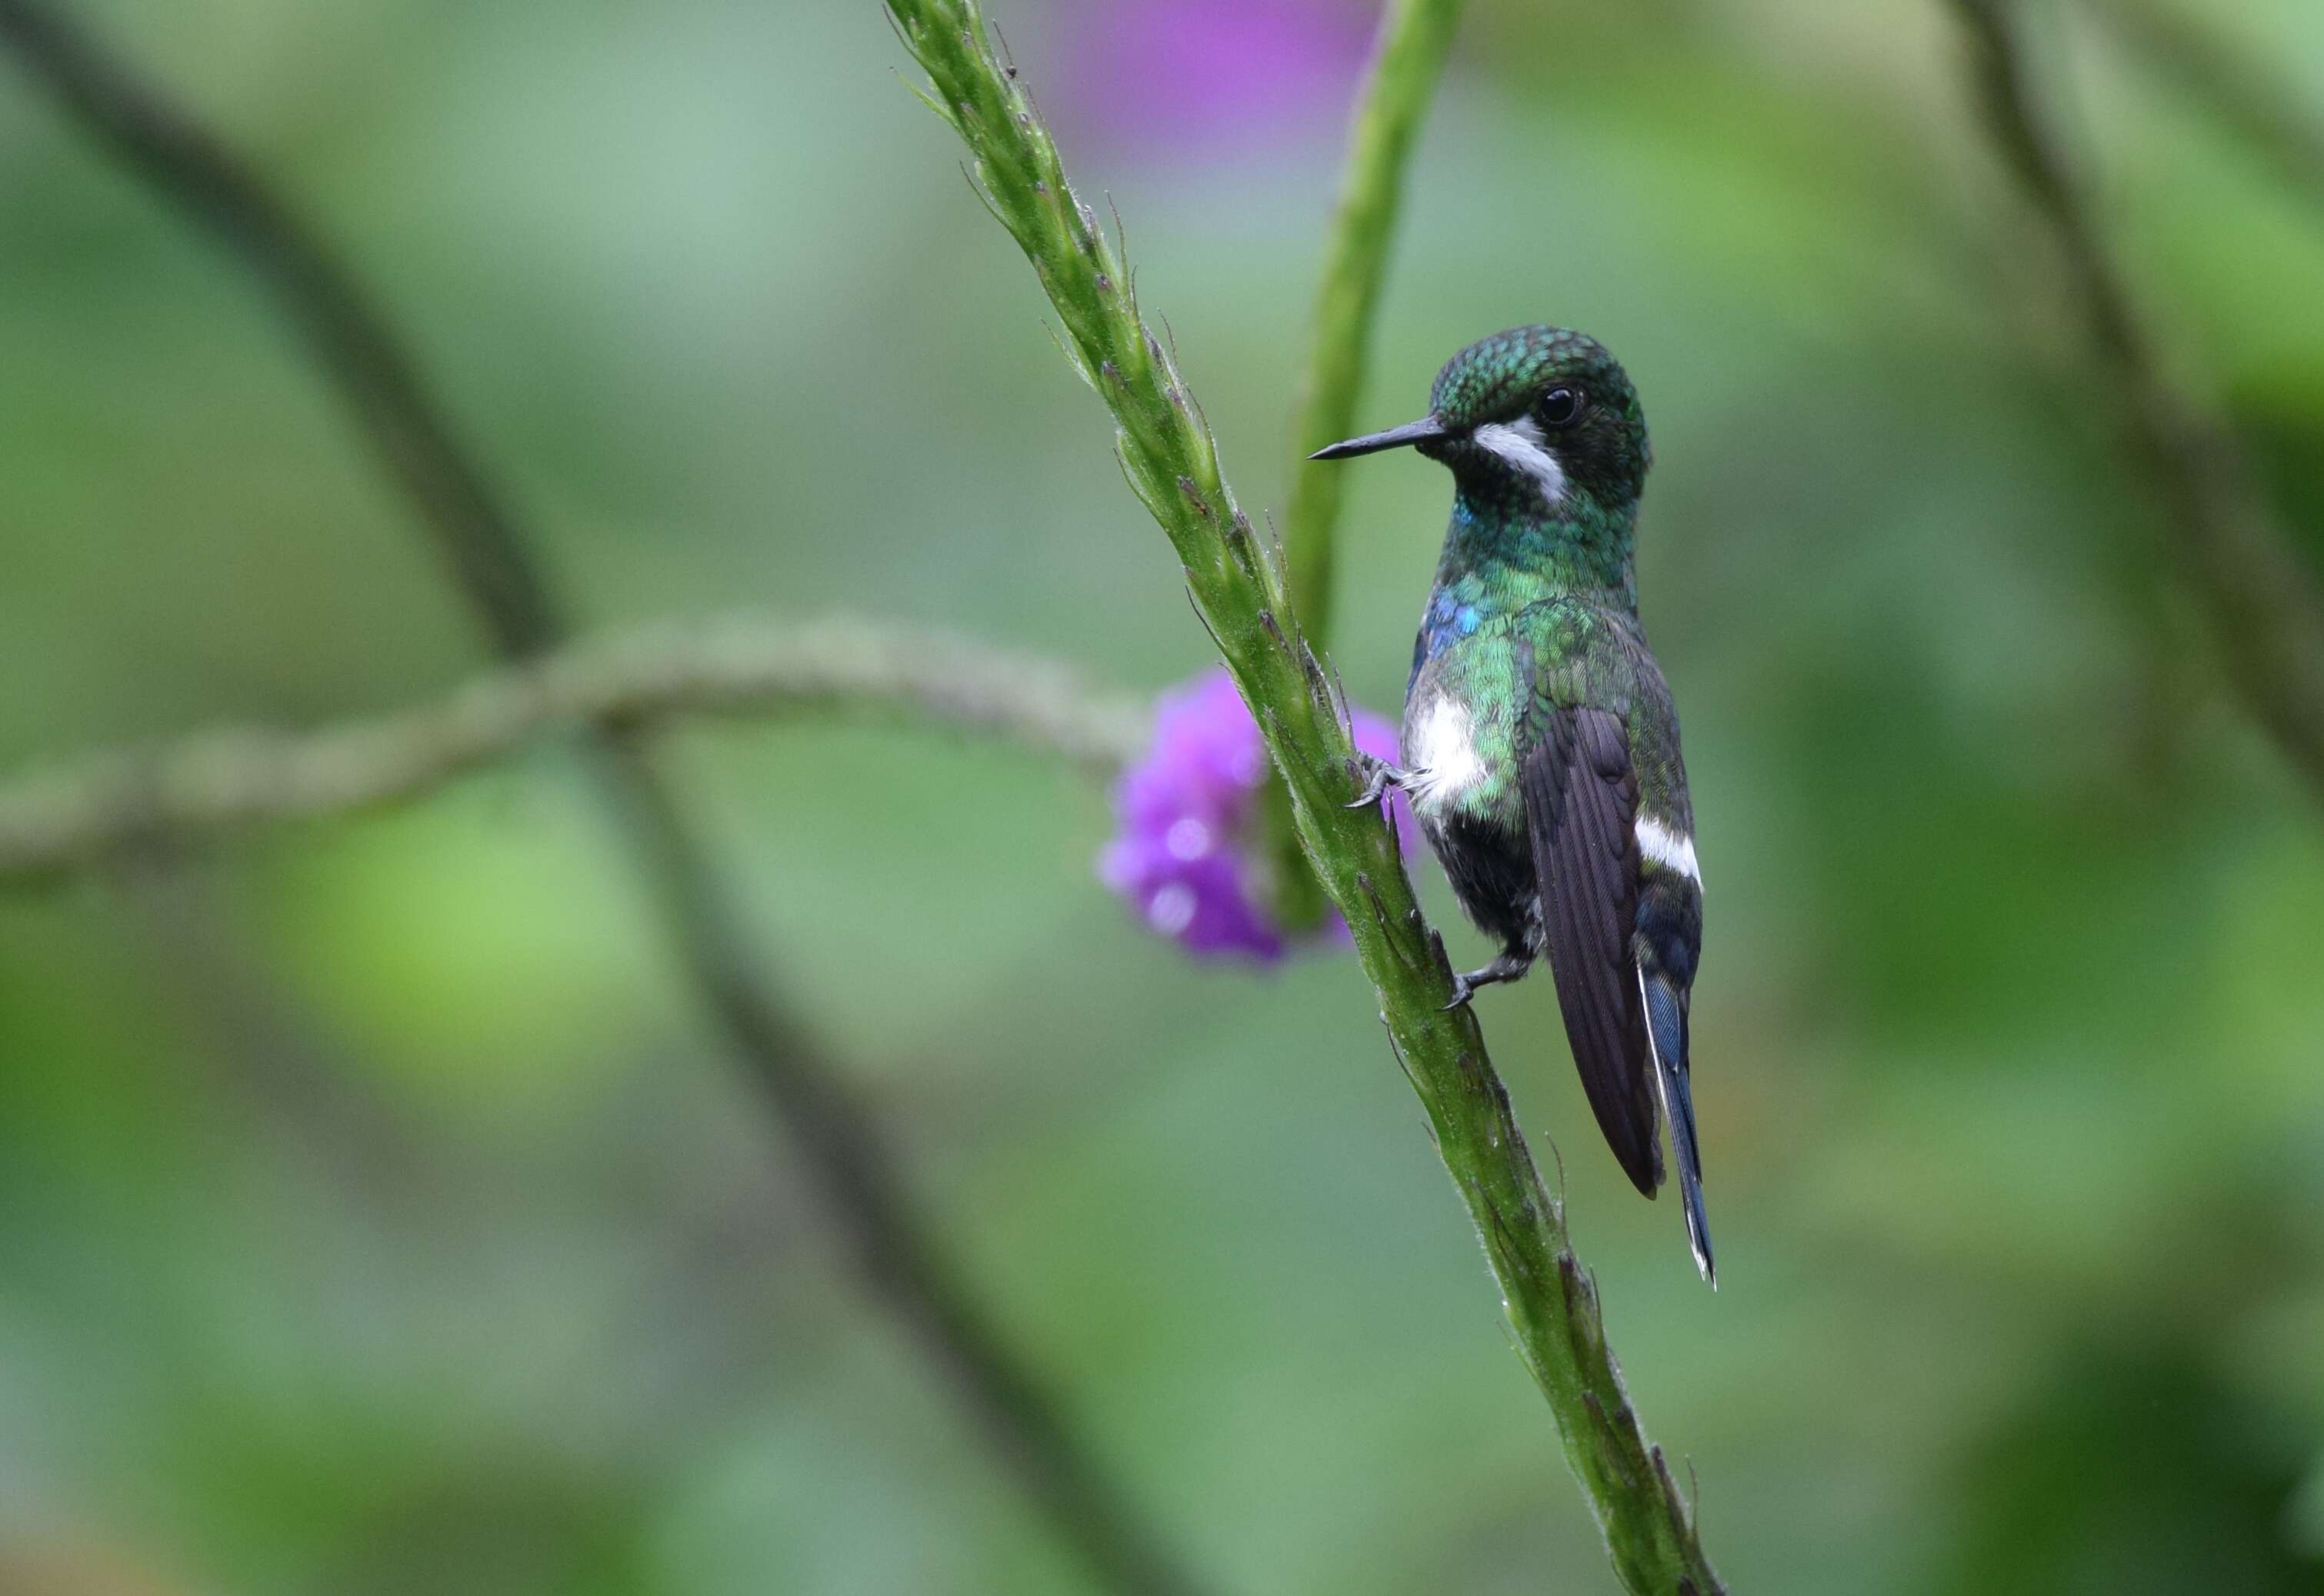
xmin=1268 ymin=0 xmax=1466 ymax=928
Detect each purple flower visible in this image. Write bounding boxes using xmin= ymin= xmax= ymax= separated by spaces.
xmin=1099 ymin=667 xmax=1414 ymax=964
xmin=1052 ymin=0 xmax=1375 ymax=158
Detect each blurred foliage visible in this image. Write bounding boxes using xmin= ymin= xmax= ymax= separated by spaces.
xmin=2 ymin=0 xmax=2322 ymax=1592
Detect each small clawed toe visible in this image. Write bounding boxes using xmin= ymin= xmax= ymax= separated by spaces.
xmin=1346 ymin=756 xmax=1411 ymax=811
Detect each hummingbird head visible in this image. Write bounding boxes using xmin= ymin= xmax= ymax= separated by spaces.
xmin=1312 ymin=325 xmax=1650 ymax=518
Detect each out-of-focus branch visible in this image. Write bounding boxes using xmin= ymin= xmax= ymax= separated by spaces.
xmin=0 ymin=613 xmax=1144 ymax=883
xmin=0 ymin=8 xmax=1213 ymax=1595
xmin=1953 ymin=0 xmax=2324 ymax=804
xmin=2086 ymin=0 xmax=2324 ymax=215
xmin=1282 ymin=0 xmax=1466 ymax=638
xmin=887 ymin=5 xmax=1722 ymax=1591
xmin=0 ymin=0 xmax=553 ymax=652
xmin=1266 ymin=0 xmax=1466 ymax=931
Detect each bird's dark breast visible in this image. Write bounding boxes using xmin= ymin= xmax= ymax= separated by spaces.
xmin=1420 ymin=808 xmax=1539 ymax=956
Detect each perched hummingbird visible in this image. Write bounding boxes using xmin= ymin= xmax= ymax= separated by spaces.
xmin=1315 ymin=325 xmax=1712 ymax=1282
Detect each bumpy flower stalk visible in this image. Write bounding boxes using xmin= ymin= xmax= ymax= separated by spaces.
xmin=885 ymin=5 xmax=1722 ymax=1591
xmin=1267 ymin=0 xmax=1468 ymax=931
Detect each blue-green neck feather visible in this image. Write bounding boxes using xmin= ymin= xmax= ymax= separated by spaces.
xmin=1438 ymin=486 xmax=1636 ymax=603
xmin=1413 ymin=490 xmax=1637 ymax=681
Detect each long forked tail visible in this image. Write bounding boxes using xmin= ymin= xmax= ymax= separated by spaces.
xmin=1640 ymin=966 xmax=1714 ymax=1285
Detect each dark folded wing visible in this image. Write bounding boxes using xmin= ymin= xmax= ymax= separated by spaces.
xmin=1522 ymin=705 xmax=1661 ymax=1196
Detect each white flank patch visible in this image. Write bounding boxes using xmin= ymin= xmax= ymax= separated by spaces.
xmin=1635 ymin=815 xmax=1702 ymax=886
xmin=1405 ymin=695 xmax=1485 ymax=812
xmin=1471 ymin=415 xmax=1569 ymax=508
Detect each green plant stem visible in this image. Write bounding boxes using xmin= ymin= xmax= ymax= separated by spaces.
xmin=1267 ymin=0 xmax=1467 ymax=932
xmin=886 ymin=5 xmax=1721 ymax=1591
xmin=1952 ymin=0 xmax=2324 ymax=805
xmin=1283 ymin=0 xmax=1465 ymax=638
xmin=0 ymin=613 xmax=1146 ymax=883
xmin=0 ymin=8 xmax=1215 ymax=1594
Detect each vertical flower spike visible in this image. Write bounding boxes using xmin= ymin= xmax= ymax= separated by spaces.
xmin=1101 ymin=668 xmax=1409 ymax=961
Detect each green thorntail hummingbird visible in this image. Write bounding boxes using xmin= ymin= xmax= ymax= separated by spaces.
xmin=1315 ymin=325 xmax=1712 ymax=1282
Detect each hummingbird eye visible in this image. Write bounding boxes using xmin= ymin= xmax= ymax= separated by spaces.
xmin=1535 ymin=386 xmax=1585 ymax=428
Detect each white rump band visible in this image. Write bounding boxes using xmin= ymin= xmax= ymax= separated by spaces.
xmin=1635 ymin=816 xmax=1702 ymax=886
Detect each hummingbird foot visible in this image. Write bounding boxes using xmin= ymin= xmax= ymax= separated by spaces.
xmin=1346 ymin=755 xmax=1412 ymax=811
xmin=1442 ymin=951 xmax=1533 ymax=1010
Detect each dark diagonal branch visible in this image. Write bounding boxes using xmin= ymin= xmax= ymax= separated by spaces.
xmin=2086 ymin=0 xmax=2324 ymax=217
xmin=0 ymin=0 xmax=552 ymax=654
xmin=1953 ymin=0 xmax=2324 ymax=803
xmin=0 ymin=8 xmax=1210 ymax=1594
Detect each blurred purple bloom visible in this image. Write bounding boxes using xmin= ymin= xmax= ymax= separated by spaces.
xmin=1054 ymin=0 xmax=1374 ymax=155
xmin=1099 ymin=667 xmax=1414 ymax=964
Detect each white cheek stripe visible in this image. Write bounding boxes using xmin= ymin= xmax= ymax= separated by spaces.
xmin=1635 ymin=816 xmax=1702 ymax=886
xmin=1471 ymin=415 xmax=1569 ymax=508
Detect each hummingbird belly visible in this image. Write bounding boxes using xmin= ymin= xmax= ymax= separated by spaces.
xmin=1402 ymin=629 xmax=1523 ymax=823
xmin=1402 ymin=631 xmax=1538 ymax=957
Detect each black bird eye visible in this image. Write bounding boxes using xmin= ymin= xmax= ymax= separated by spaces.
xmin=1536 ymin=386 xmax=1585 ymax=428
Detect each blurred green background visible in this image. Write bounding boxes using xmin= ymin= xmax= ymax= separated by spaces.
xmin=4 ymin=0 xmax=2323 ymax=1591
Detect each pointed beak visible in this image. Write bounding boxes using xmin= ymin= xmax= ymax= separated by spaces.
xmin=1309 ymin=415 xmax=1450 ymax=461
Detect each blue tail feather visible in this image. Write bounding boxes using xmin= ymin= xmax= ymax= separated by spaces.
xmin=1642 ymin=968 xmax=1713 ymax=1285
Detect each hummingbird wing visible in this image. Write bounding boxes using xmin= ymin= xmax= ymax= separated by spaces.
xmin=1521 ymin=702 xmax=1663 ymax=1198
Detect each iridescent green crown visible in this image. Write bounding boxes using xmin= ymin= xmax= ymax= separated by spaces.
xmin=1429 ymin=325 xmax=1643 ymax=433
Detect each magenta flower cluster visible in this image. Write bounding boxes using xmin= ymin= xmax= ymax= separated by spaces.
xmin=1055 ymin=0 xmax=1373 ymax=155
xmin=1100 ymin=668 xmax=1414 ymax=963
